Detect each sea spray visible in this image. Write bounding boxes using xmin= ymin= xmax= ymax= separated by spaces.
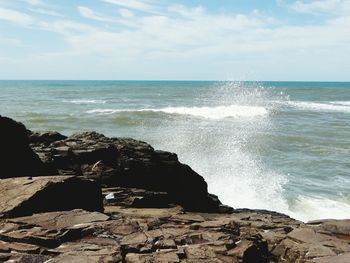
xmin=2 ymin=80 xmax=350 ymax=222
xmin=149 ymin=81 xmax=290 ymax=215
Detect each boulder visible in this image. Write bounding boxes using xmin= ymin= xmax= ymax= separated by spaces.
xmin=0 ymin=176 xmax=103 ymax=218
xmin=32 ymin=131 xmax=223 ymax=212
xmin=0 ymin=115 xmax=56 ymax=177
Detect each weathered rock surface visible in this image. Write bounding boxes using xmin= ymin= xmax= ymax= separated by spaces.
xmin=0 ymin=116 xmax=349 ymax=262
xmin=0 ymin=204 xmax=349 ymax=263
xmin=0 ymin=176 xmax=103 ymax=218
xmin=30 ymin=131 xmax=225 ymax=212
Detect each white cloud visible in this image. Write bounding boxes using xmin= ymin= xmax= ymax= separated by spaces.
xmin=38 ymin=19 xmax=97 ymax=36
xmin=28 ymin=7 xmax=62 ymax=17
xmin=1 ymin=2 xmax=350 ymax=80
xmin=78 ymin=6 xmax=113 ymax=22
xmin=290 ymin=0 xmax=350 ymax=15
xmin=25 ymin=0 xmax=44 ymax=5
xmin=119 ymin=8 xmax=134 ymax=18
xmin=102 ymin=0 xmax=156 ymax=13
xmin=0 ymin=7 xmax=34 ymax=26
xmin=0 ymin=36 xmax=22 ymax=46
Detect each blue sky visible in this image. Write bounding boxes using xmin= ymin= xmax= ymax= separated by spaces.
xmin=0 ymin=0 xmax=349 ymax=80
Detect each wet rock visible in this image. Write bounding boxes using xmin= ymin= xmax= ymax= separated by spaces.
xmin=0 ymin=176 xmax=103 ymax=218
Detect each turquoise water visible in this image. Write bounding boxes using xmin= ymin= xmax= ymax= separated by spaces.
xmin=1 ymin=80 xmax=350 ymax=221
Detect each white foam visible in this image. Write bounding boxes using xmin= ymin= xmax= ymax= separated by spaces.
xmin=64 ymin=99 xmax=107 ymax=104
xmin=148 ymin=105 xmax=268 ymax=119
xmin=87 ymin=109 xmax=118 ymax=114
xmin=289 ymin=101 xmax=350 ymax=112
xmin=288 ymin=196 xmax=350 ymax=222
xmin=330 ymin=101 xmax=350 ymax=106
xmin=86 ymin=105 xmax=268 ymax=119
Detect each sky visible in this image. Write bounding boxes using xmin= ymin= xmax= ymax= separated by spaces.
xmin=0 ymin=0 xmax=350 ymax=80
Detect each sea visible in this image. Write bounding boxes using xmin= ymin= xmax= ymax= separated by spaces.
xmin=1 ymin=80 xmax=349 ymax=222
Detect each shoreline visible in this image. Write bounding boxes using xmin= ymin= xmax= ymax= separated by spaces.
xmin=0 ymin=115 xmax=349 ymax=262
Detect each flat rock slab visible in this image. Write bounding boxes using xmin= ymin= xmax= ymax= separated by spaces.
xmin=0 ymin=176 xmax=103 ymax=218
xmin=9 ymin=209 xmax=109 ymax=230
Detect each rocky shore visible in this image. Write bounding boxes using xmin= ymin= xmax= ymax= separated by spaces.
xmin=0 ymin=115 xmax=349 ymax=263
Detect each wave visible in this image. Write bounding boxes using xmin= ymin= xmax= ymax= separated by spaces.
xmin=329 ymin=101 xmax=350 ymax=106
xmin=289 ymin=196 xmax=350 ymax=222
xmin=86 ymin=105 xmax=268 ymax=119
xmin=64 ymin=99 xmax=107 ymax=104
xmin=289 ymin=101 xmax=350 ymax=113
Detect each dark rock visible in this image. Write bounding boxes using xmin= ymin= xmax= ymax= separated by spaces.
xmin=0 ymin=176 xmax=103 ymax=218
xmin=28 ymin=131 xmax=67 ymax=145
xmin=0 ymin=115 xmax=55 ymax=177
xmin=103 ymin=187 xmax=174 ymax=208
xmin=31 ymin=131 xmax=222 ymax=212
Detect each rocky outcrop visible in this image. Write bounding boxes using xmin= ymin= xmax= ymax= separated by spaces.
xmin=0 ymin=116 xmax=55 ymax=177
xmin=30 ymin=131 xmax=224 ymax=212
xmin=0 ymin=176 xmax=103 ymax=218
xmin=0 ymin=115 xmax=349 ymax=262
xmin=0 ymin=202 xmax=349 ymax=262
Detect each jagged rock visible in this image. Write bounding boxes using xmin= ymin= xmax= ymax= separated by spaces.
xmin=28 ymin=130 xmax=67 ymax=145
xmin=31 ymin=131 xmax=222 ymax=212
xmin=0 ymin=115 xmax=55 ymax=177
xmin=102 ymin=187 xmax=173 ymax=208
xmin=0 ymin=176 xmax=103 ymax=218
xmin=0 ymin=115 xmax=349 ymax=262
xmin=0 ymin=204 xmax=349 ymax=262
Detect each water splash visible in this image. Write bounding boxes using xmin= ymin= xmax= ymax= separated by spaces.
xmin=151 ymin=81 xmax=290 ymax=215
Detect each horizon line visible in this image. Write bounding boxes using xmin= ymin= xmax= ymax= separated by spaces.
xmin=1 ymin=79 xmax=350 ymax=83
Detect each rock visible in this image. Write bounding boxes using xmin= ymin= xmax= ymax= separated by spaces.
xmin=0 ymin=176 xmax=103 ymax=218
xmin=31 ymin=131 xmax=223 ymax=212
xmin=308 ymin=219 xmax=350 ymax=238
xmin=0 ymin=115 xmax=349 ymax=262
xmin=9 ymin=209 xmax=109 ymax=230
xmin=28 ymin=130 xmax=67 ymax=145
xmin=311 ymin=252 xmax=350 ymax=263
xmin=0 ymin=240 xmax=41 ymax=254
xmin=125 ymin=250 xmax=180 ymax=263
xmin=0 ymin=210 xmax=110 ymax=251
xmin=0 ymin=115 xmax=55 ymax=177
xmin=0 ymin=204 xmax=348 ymax=262
xmin=102 ymin=187 xmax=173 ymax=208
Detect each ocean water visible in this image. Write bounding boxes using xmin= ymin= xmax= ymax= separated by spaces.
xmin=1 ymin=80 xmax=349 ymax=222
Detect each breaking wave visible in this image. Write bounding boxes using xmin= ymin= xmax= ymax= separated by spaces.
xmin=64 ymin=99 xmax=107 ymax=104
xmin=86 ymin=105 xmax=268 ymax=119
xmin=289 ymin=101 xmax=350 ymax=113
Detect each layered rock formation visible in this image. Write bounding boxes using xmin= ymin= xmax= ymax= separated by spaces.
xmin=0 ymin=176 xmax=103 ymax=218
xmin=0 ymin=115 xmax=349 ymax=263
xmin=28 ymin=130 xmax=224 ymax=212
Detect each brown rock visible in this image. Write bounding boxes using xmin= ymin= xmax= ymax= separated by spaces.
xmin=9 ymin=209 xmax=109 ymax=230
xmin=311 ymin=252 xmax=350 ymax=263
xmin=0 ymin=176 xmax=103 ymax=218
